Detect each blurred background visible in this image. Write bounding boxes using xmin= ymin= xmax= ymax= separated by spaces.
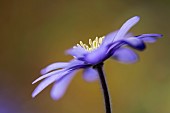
xmin=0 ymin=0 xmax=170 ymax=113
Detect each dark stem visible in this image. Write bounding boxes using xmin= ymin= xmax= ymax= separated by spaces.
xmin=94 ymin=63 xmax=112 ymax=113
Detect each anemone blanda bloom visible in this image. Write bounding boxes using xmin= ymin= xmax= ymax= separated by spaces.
xmin=32 ymin=16 xmax=162 ymax=100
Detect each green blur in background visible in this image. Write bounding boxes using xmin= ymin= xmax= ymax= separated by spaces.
xmin=0 ymin=0 xmax=170 ymax=113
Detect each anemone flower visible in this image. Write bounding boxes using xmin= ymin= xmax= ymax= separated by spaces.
xmin=32 ymin=16 xmax=162 ymax=113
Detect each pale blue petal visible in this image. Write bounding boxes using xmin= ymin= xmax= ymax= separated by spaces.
xmin=41 ymin=62 xmax=69 ymax=75
xmin=67 ymin=59 xmax=85 ymax=67
xmin=113 ymin=16 xmax=140 ymax=41
xmin=107 ymin=37 xmax=145 ymax=55
xmin=66 ymin=46 xmax=88 ymax=58
xmin=114 ymin=32 xmax=133 ymax=42
xmin=83 ymin=68 xmax=98 ymax=82
xmin=102 ymin=30 xmax=118 ymax=46
xmin=124 ymin=33 xmax=134 ymax=39
xmin=142 ymin=37 xmax=157 ymax=43
xmin=84 ymin=46 xmax=108 ymax=64
xmin=102 ymin=31 xmax=133 ymax=47
xmin=112 ymin=48 xmax=138 ymax=63
xmin=50 ymin=71 xmax=77 ymax=100
xmin=136 ymin=34 xmax=163 ymax=43
xmin=123 ymin=37 xmax=145 ymax=51
xmin=33 ymin=60 xmax=82 ymax=85
xmin=32 ymin=70 xmax=69 ymax=98
xmin=32 ymin=69 xmax=64 ymax=84
xmin=64 ymin=59 xmax=90 ymax=70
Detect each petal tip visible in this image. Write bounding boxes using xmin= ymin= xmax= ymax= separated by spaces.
xmin=31 ymin=92 xmax=37 ymax=98
xmin=152 ymin=34 xmax=163 ymax=38
xmin=32 ymin=79 xmax=39 ymax=84
xmin=40 ymin=69 xmax=46 ymax=75
xmin=51 ymin=93 xmax=62 ymax=101
xmin=159 ymin=34 xmax=163 ymax=37
xmin=134 ymin=15 xmax=140 ymax=19
xmin=132 ymin=16 xmax=140 ymax=22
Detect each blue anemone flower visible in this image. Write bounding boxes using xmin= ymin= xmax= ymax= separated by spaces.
xmin=32 ymin=16 xmax=162 ymax=100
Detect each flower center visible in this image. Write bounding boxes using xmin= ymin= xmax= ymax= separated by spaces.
xmin=75 ymin=36 xmax=105 ymax=52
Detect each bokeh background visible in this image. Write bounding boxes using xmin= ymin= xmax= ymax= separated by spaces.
xmin=0 ymin=0 xmax=170 ymax=113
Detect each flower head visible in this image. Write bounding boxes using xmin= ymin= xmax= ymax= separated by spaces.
xmin=32 ymin=16 xmax=162 ymax=100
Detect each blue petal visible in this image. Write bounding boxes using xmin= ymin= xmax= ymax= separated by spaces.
xmin=136 ymin=34 xmax=163 ymax=43
xmin=102 ymin=30 xmax=118 ymax=46
xmin=102 ymin=30 xmax=133 ymax=46
xmin=107 ymin=37 xmax=145 ymax=55
xmin=41 ymin=62 xmax=69 ymax=75
xmin=50 ymin=71 xmax=77 ymax=100
xmin=33 ymin=60 xmax=82 ymax=85
xmin=66 ymin=46 xmax=88 ymax=58
xmin=112 ymin=48 xmax=138 ymax=64
xmin=66 ymin=59 xmax=90 ymax=69
xmin=83 ymin=68 xmax=98 ymax=82
xmin=84 ymin=46 xmax=108 ymax=64
xmin=67 ymin=59 xmax=84 ymax=67
xmin=113 ymin=16 xmax=140 ymax=41
xmin=32 ymin=70 xmax=70 ymax=98
xmin=123 ymin=37 xmax=145 ymax=51
xmin=32 ymin=69 xmax=64 ymax=84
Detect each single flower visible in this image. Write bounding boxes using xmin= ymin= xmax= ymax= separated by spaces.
xmin=32 ymin=16 xmax=162 ymax=100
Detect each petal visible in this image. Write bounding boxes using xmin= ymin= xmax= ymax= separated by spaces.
xmin=83 ymin=68 xmax=98 ymax=82
xmin=41 ymin=62 xmax=69 ymax=75
xmin=84 ymin=46 xmax=108 ymax=64
xmin=141 ymin=37 xmax=157 ymax=43
xmin=112 ymin=48 xmax=138 ymax=64
xmin=65 ymin=59 xmax=90 ymax=70
xmin=50 ymin=71 xmax=77 ymax=100
xmin=114 ymin=16 xmax=140 ymax=41
xmin=107 ymin=37 xmax=145 ymax=55
xmin=66 ymin=46 xmax=88 ymax=58
xmin=136 ymin=34 xmax=163 ymax=43
xmin=32 ymin=69 xmax=64 ymax=84
xmin=32 ymin=60 xmax=83 ymax=85
xmin=67 ymin=59 xmax=85 ymax=67
xmin=102 ymin=30 xmax=118 ymax=46
xmin=33 ymin=60 xmax=87 ymax=85
xmin=123 ymin=37 xmax=145 ymax=51
xmin=32 ymin=70 xmax=69 ymax=98
xmin=102 ymin=31 xmax=133 ymax=47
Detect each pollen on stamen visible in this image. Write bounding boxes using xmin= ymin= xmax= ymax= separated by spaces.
xmin=74 ymin=36 xmax=105 ymax=52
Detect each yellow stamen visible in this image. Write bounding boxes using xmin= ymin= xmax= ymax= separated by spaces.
xmin=75 ymin=36 xmax=105 ymax=52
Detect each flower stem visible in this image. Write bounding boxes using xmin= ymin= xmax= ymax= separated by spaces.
xmin=94 ymin=63 xmax=112 ymax=113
